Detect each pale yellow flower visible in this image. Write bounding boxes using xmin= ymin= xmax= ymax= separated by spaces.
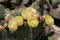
xmin=45 ymin=15 xmax=54 ymax=26
xmin=27 ymin=16 xmax=39 ymax=28
xmin=21 ymin=7 xmax=39 ymax=20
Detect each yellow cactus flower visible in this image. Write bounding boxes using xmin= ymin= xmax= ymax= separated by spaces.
xmin=45 ymin=15 xmax=54 ymax=26
xmin=21 ymin=7 xmax=39 ymax=20
xmin=15 ymin=16 xmax=24 ymax=26
xmin=8 ymin=18 xmax=18 ymax=32
xmin=27 ymin=16 xmax=39 ymax=28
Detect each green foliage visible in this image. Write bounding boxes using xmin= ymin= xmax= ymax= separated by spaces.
xmin=12 ymin=12 xmax=21 ymax=17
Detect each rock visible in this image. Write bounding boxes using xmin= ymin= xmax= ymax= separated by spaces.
xmin=50 ymin=25 xmax=60 ymax=40
xmin=0 ymin=0 xmax=8 ymax=2
xmin=46 ymin=25 xmax=60 ymax=40
xmin=49 ymin=5 xmax=60 ymax=19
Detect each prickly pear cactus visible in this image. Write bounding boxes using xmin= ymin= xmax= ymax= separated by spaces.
xmin=51 ymin=0 xmax=60 ymax=5
xmin=0 ymin=0 xmax=53 ymax=40
xmin=0 ymin=5 xmax=5 ymax=19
